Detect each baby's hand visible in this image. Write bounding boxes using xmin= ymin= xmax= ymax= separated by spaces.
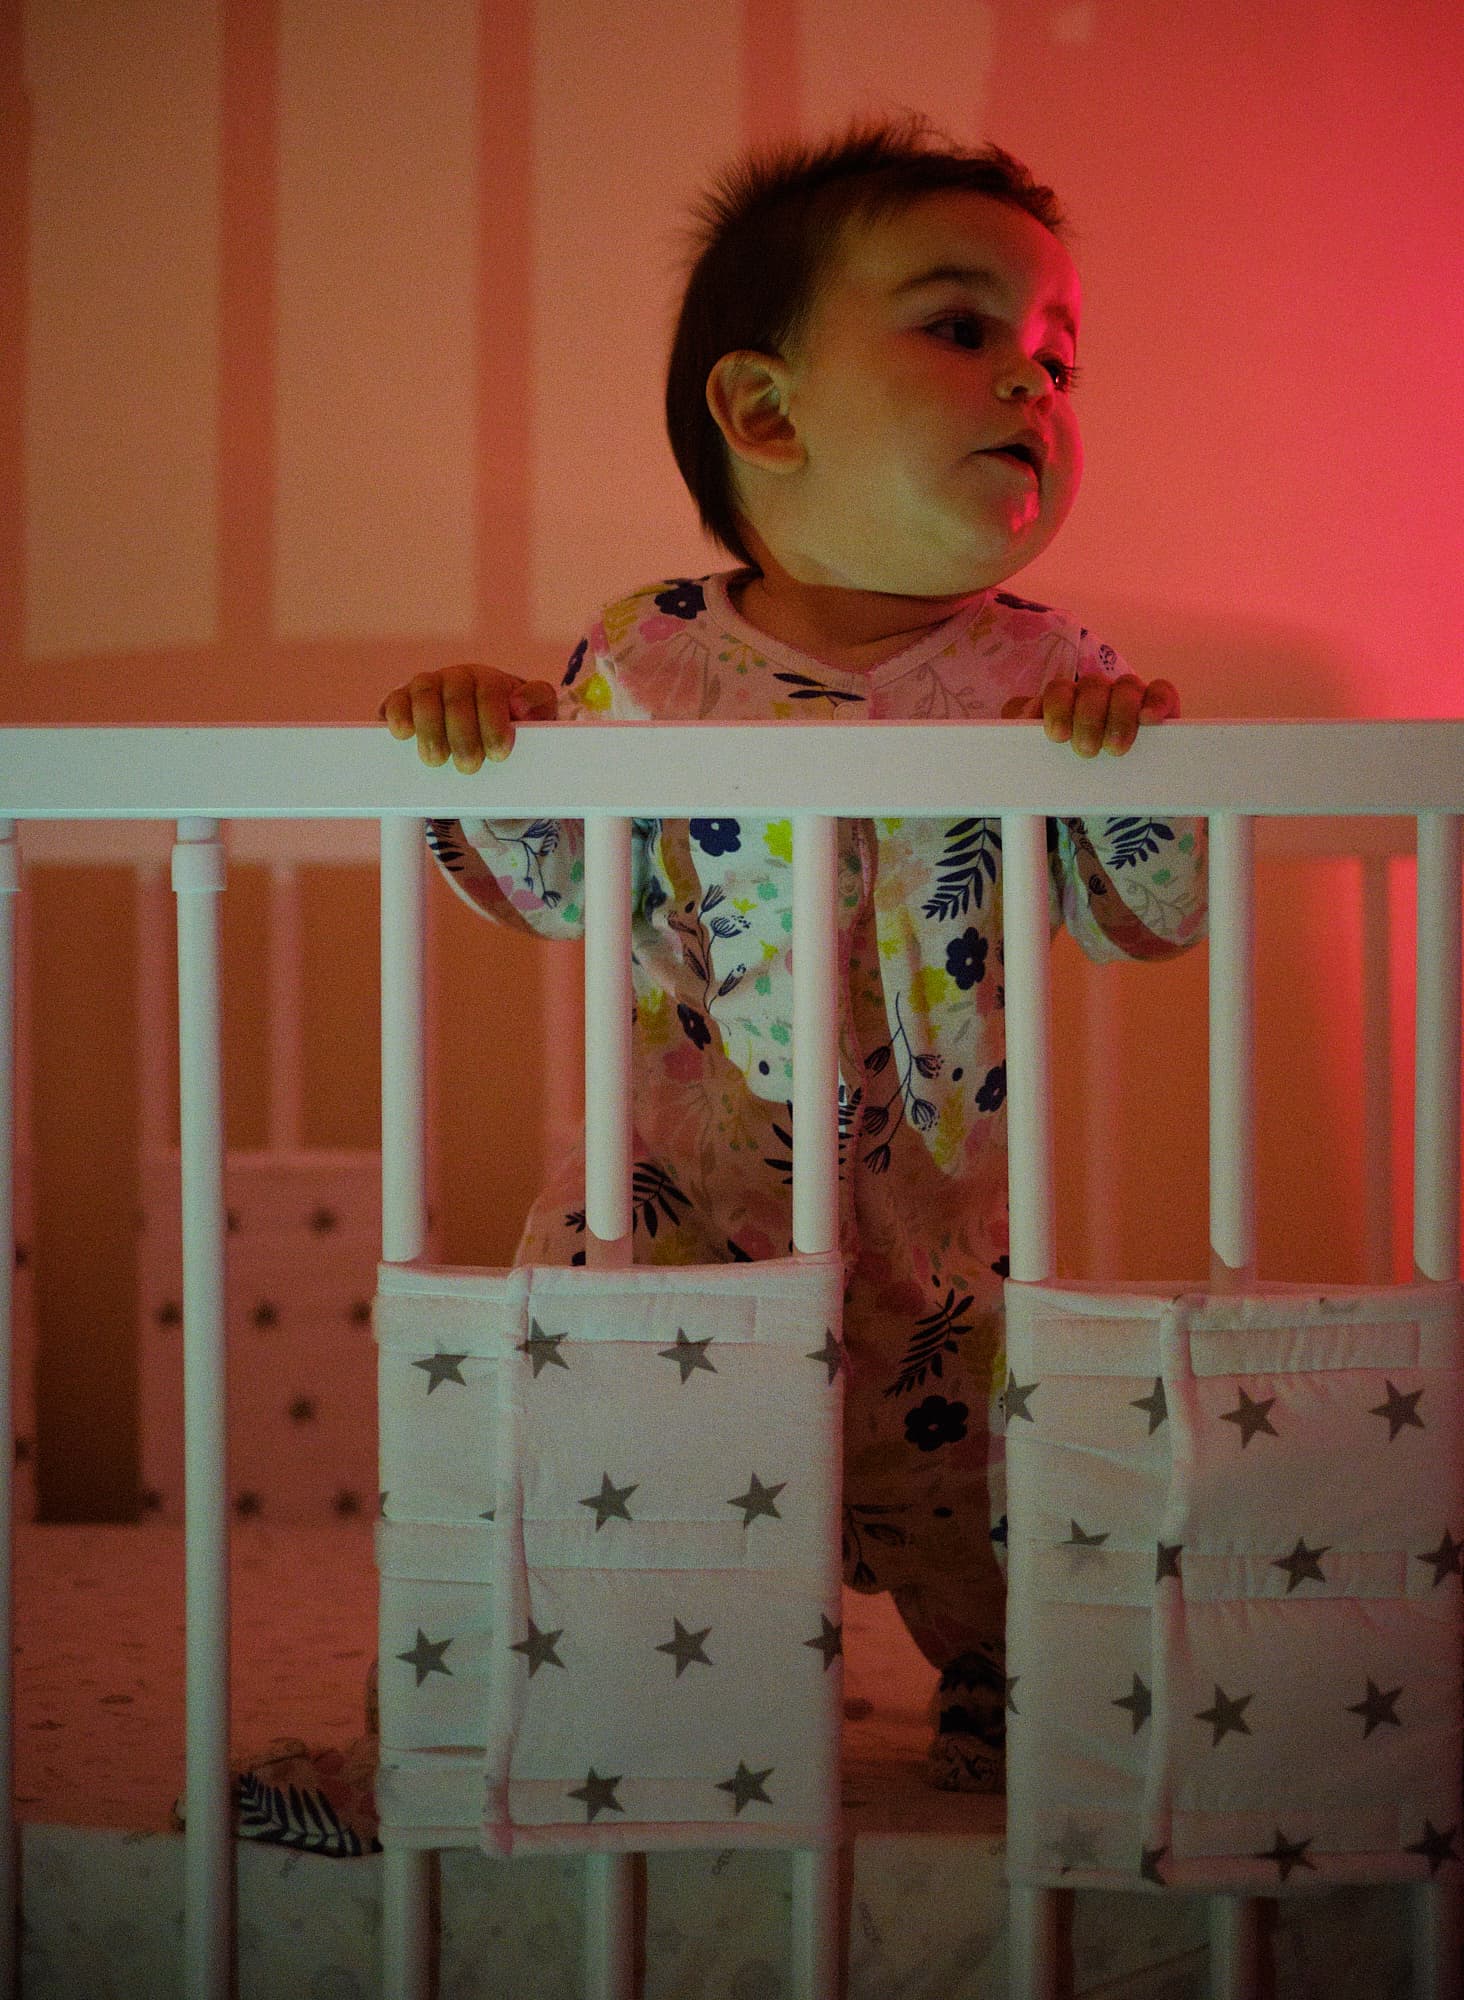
xmin=1001 ymin=673 xmax=1179 ymax=758
xmin=378 ymin=664 xmax=558 ymax=770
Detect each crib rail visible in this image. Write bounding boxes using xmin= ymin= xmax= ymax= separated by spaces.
xmin=2 ymin=717 xmax=1462 ymax=2000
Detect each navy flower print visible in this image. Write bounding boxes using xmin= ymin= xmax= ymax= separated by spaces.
xmin=945 ymin=928 xmax=988 ymax=991
xmin=677 ymin=1002 xmax=711 ymax=1049
xmin=975 ymin=1063 xmax=1006 ymax=1114
xmin=690 ymin=819 xmax=742 ymax=857
xmin=563 ymin=637 xmax=587 ymax=685
xmin=655 ymin=580 xmax=706 ymax=620
xmin=905 ymin=1395 xmax=970 ymax=1452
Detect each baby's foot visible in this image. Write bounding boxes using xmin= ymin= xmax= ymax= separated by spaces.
xmin=925 ymin=1643 xmax=1006 ymax=1794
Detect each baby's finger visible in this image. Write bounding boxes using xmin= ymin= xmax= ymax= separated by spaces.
xmin=1100 ymin=676 xmax=1146 ymax=755
xmin=441 ymin=667 xmax=488 ymax=772
xmin=1000 ymin=692 xmax=1044 ymax=720
xmin=509 ymin=679 xmax=558 ymax=721
xmin=476 ymin=677 xmax=518 ymax=763
xmin=379 ymin=686 xmax=416 ymax=739
xmin=1139 ymin=678 xmax=1180 ymax=723
xmin=1040 ymin=679 xmax=1076 ymax=743
xmin=407 ymin=676 xmax=450 ymax=766
xmin=1067 ymin=675 xmax=1114 ymax=757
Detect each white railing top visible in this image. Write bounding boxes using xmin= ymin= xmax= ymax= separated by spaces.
xmin=0 ymin=719 xmax=1461 ymax=819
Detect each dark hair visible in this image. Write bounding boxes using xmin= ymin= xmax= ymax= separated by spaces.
xmin=664 ymin=114 xmax=1070 ymax=568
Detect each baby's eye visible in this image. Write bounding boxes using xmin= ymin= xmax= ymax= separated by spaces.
xmin=926 ymin=313 xmax=986 ymax=350
xmin=1042 ymin=355 xmax=1083 ymax=394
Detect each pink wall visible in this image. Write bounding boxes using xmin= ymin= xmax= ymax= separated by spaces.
xmin=3 ymin=0 xmax=1461 ymax=1513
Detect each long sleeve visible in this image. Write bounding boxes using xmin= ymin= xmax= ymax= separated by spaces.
xmin=422 ymin=626 xmax=612 ymax=941
xmin=1046 ymin=629 xmax=1209 ymax=963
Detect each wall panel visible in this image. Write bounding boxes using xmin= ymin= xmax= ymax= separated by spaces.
xmin=23 ymin=0 xmax=220 ymax=659
xmin=275 ymin=0 xmax=477 ymax=641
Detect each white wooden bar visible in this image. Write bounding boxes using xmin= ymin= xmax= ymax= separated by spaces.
xmin=6 ymin=721 xmax=1464 ymax=822
xmin=999 ymin=812 xmax=1061 ymax=2000
xmin=583 ymin=815 xmax=634 ymax=1262
xmin=172 ymin=817 xmax=233 ymax=2000
xmin=267 ymin=861 xmax=306 ymax=1152
xmin=581 ymin=811 xmax=636 ymax=1998
xmin=0 ymin=822 xmax=17 ymax=2000
xmin=378 ymin=817 xmax=432 ymax=2000
xmin=1208 ymin=814 xmax=1257 ymax=1283
xmin=791 ymin=815 xmax=842 ymax=2000
xmin=380 ymin=818 xmax=428 ymax=1268
xmin=1411 ymin=811 xmax=1463 ymax=2000
xmin=1204 ymin=812 xmax=1264 ymax=1996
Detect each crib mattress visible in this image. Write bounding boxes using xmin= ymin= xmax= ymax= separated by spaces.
xmin=13 ymin=1523 xmax=1414 ymax=1998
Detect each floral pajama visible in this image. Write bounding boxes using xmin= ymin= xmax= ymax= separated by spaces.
xmin=429 ymin=568 xmax=1208 ymax=1722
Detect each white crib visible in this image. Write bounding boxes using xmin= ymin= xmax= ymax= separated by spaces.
xmin=0 ymin=714 xmax=1460 ymax=2000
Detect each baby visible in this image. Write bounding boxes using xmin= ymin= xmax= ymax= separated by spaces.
xmin=381 ymin=117 xmax=1207 ymax=1790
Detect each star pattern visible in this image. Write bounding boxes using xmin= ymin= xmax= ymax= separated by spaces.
xmin=520 ymin=1319 xmax=569 ymax=1377
xmin=1370 ymin=1380 xmax=1425 ymax=1441
xmin=1195 ymin=1685 xmax=1253 ymax=1746
xmin=1404 ymin=1820 xmax=1460 ymax=1875
xmin=1272 ymin=1536 xmax=1329 ymax=1593
xmin=581 ymin=1473 xmax=637 ymax=1530
xmin=807 ymin=1327 xmax=845 ymax=1384
xmin=1256 ymin=1829 xmax=1316 ymax=1883
xmin=413 ymin=1351 xmax=468 ymax=1393
xmin=1417 ymin=1528 xmax=1464 ymax=1587
xmin=568 ymin=1768 xmax=624 ymax=1822
xmin=727 ymin=1473 xmax=785 ymax=1526
xmin=1003 ymin=1372 xmax=1038 ymax=1424
xmin=716 ymin=1761 xmax=774 ymax=1814
xmin=1219 ymin=1386 xmax=1279 ymax=1448
xmin=658 ymin=1328 xmax=717 ymax=1383
xmin=397 ymin=1629 xmax=453 ymax=1686
xmin=996 ymin=1294 xmax=1464 ymax=1892
xmin=1347 ymin=1678 xmax=1403 ymax=1737
xmin=510 ymin=1618 xmax=566 ymax=1677
xmin=1130 ymin=1377 xmax=1168 ymax=1434
xmin=656 ymin=1618 xmax=713 ymax=1676
xmin=1112 ymin=1673 xmax=1152 ymax=1734
xmin=804 ymin=1614 xmax=843 ymax=1669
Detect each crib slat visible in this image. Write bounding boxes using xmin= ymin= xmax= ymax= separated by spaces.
xmin=999 ymin=813 xmax=1062 ymax=2000
xmin=1413 ymin=814 xmax=1461 ymax=1285
xmin=1208 ymin=814 xmax=1257 ymax=1281
xmin=790 ymin=818 xmax=842 ymax=1998
xmin=382 ymin=1845 xmax=432 ymax=2000
xmin=584 ymin=815 xmax=633 ymax=1261
xmin=380 ymin=818 xmax=428 ymax=1265
xmin=172 ymin=817 xmax=234 ymax=2000
xmin=1411 ymin=812 xmax=1463 ymax=2000
xmin=0 ymin=823 xmax=17 ymax=2000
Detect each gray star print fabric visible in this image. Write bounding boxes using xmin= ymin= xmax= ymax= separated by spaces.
xmin=1003 ymin=1277 xmax=1464 ymax=1894
xmin=373 ymin=1254 xmax=844 ymax=1852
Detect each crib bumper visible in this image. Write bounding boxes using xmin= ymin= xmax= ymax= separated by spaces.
xmin=373 ymin=1253 xmax=845 ymax=1855
xmin=1004 ymin=1276 xmax=1464 ymax=1894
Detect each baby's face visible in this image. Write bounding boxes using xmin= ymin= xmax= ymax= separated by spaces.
xmin=758 ymin=190 xmax=1083 ymax=596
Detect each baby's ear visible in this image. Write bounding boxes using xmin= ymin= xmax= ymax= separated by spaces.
xmin=704 ymin=352 xmax=803 ymax=472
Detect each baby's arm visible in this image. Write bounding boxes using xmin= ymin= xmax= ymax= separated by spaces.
xmin=1002 ymin=644 xmax=1206 ymax=963
xmin=378 ymin=660 xmax=587 ymax=938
